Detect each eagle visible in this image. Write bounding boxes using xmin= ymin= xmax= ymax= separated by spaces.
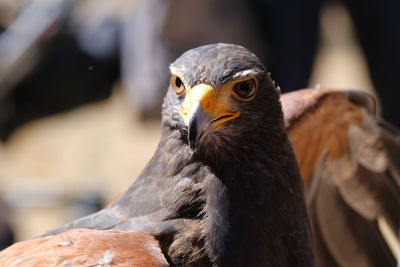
xmin=0 ymin=43 xmax=313 ymax=266
xmin=1 ymin=44 xmax=399 ymax=266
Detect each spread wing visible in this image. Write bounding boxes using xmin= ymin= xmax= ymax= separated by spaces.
xmin=282 ymin=89 xmax=400 ymax=267
xmin=0 ymin=228 xmax=168 ymax=266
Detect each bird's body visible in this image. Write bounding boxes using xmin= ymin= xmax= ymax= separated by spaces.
xmin=0 ymin=44 xmax=314 ymax=266
xmin=2 ymin=83 xmax=399 ymax=266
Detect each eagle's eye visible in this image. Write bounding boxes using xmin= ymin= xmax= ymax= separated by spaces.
xmin=171 ymin=75 xmax=185 ymax=95
xmin=232 ymin=78 xmax=257 ymax=100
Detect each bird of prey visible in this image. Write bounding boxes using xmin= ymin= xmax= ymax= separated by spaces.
xmin=101 ymin=88 xmax=400 ymax=267
xmin=103 ymin=88 xmax=400 ymax=267
xmin=0 ymin=44 xmax=313 ymax=266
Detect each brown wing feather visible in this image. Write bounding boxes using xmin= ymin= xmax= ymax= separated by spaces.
xmin=0 ymin=229 xmax=169 ymax=266
xmin=282 ymin=88 xmax=400 ymax=267
xmin=282 ymin=89 xmax=364 ymax=180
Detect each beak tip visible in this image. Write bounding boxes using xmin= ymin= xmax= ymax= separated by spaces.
xmin=189 ymin=143 xmax=195 ymax=153
xmin=187 ymin=99 xmax=212 ymax=153
xmin=188 ymin=114 xmax=198 ymax=152
xmin=188 ymin=131 xmax=196 ymax=153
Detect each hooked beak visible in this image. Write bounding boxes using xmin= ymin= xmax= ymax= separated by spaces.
xmin=188 ymin=100 xmax=212 ymax=152
xmin=180 ymin=83 xmax=240 ymax=152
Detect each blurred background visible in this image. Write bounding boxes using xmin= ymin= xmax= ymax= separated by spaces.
xmin=0 ymin=0 xmax=398 ymax=248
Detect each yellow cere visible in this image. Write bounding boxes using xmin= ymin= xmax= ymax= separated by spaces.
xmin=179 ymin=83 xmax=240 ymax=129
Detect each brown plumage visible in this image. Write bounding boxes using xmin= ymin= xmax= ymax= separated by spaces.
xmin=0 ymin=229 xmax=168 ymax=266
xmin=1 ymin=86 xmax=398 ymax=266
xmin=0 ymin=44 xmax=313 ymax=266
xmin=282 ymin=88 xmax=400 ymax=267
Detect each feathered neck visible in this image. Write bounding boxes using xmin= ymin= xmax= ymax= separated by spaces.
xmin=156 ymin=122 xmax=313 ymax=267
xmin=201 ymin=135 xmax=312 ymax=266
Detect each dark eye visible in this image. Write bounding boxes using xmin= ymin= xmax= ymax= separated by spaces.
xmin=171 ymin=75 xmax=185 ymax=95
xmin=175 ymin=77 xmax=182 ymax=87
xmin=233 ymin=78 xmax=257 ymax=100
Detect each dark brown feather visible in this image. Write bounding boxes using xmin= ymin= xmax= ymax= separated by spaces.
xmin=0 ymin=44 xmax=313 ymax=267
xmin=5 ymin=87 xmax=395 ymax=266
